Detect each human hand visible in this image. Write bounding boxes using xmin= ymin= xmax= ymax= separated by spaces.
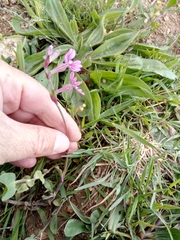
xmin=0 ymin=60 xmax=81 ymax=168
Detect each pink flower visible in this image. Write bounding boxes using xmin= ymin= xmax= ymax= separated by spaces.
xmin=64 ymin=49 xmax=82 ymax=72
xmin=44 ymin=45 xmax=60 ymax=69
xmin=56 ymin=72 xmax=84 ymax=95
xmin=49 ymin=63 xmax=67 ymax=76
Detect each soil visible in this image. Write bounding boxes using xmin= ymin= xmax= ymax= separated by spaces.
xmin=0 ymin=0 xmax=180 ymax=239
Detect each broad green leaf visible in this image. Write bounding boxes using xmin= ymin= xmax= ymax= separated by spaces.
xmin=109 ymin=206 xmax=122 ymax=232
xmin=104 ymin=29 xmax=134 ymax=41
xmin=100 ymin=8 xmax=125 ymax=21
xmin=45 ymin=0 xmax=76 ymax=43
xmin=0 ymin=173 xmax=16 ymax=201
xmin=69 ymin=201 xmax=91 ymax=224
xmin=92 ymin=54 xmax=177 ymax=80
xmin=12 ymin=16 xmax=60 ymax=38
xmin=166 ymin=0 xmax=177 ymax=9
xmin=16 ymin=183 xmax=29 ymax=193
xmin=34 ymin=170 xmax=45 ymax=184
xmin=20 ymin=0 xmax=45 ymax=29
xmin=64 ymin=219 xmax=89 ymax=237
xmin=91 ymin=70 xmax=154 ymax=99
xmin=90 ymin=91 xmax=101 ymax=121
xmin=16 ymin=40 xmax=25 ymax=72
xmin=44 ymin=179 xmax=54 ymax=192
xmin=33 ymin=0 xmax=46 ymax=29
xmin=85 ymin=15 xmax=105 ymax=47
xmin=153 ymin=228 xmax=180 ymax=240
xmin=128 ymin=0 xmax=139 ymax=11
xmin=50 ymin=214 xmax=58 ymax=234
xmin=62 ymin=73 xmax=93 ymax=119
xmin=90 ymin=31 xmax=139 ymax=59
xmin=70 ymin=18 xmax=79 ymax=39
xmin=90 ymin=210 xmax=100 ymax=224
xmin=122 ymin=55 xmax=177 ymax=80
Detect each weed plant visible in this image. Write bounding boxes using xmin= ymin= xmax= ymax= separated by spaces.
xmin=0 ymin=0 xmax=180 ymax=239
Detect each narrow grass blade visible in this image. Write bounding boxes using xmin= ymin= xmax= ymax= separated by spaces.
xmin=113 ymin=124 xmax=157 ymax=149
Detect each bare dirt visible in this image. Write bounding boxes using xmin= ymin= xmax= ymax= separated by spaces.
xmin=0 ymin=0 xmax=180 ymax=239
xmin=144 ymin=0 xmax=180 ymax=54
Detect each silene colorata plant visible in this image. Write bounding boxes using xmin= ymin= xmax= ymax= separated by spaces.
xmin=0 ymin=0 xmax=180 ymax=239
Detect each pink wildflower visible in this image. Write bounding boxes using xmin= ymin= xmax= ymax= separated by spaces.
xmin=64 ymin=49 xmax=82 ymax=72
xmin=49 ymin=63 xmax=67 ymax=76
xmin=56 ymin=72 xmax=84 ymax=95
xmin=44 ymin=45 xmax=60 ymax=69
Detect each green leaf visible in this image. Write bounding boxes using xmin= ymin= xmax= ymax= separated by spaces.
xmin=45 ymin=0 xmax=76 ymax=43
xmin=62 ymin=73 xmax=93 ymax=119
xmin=69 ymin=201 xmax=91 ymax=224
xmin=153 ymin=203 xmax=180 ymax=210
xmin=90 ymin=91 xmax=101 ymax=121
xmin=91 ymin=70 xmax=155 ymax=99
xmin=12 ymin=16 xmax=60 ymax=38
xmin=70 ymin=18 xmax=79 ymax=39
xmin=50 ymin=214 xmax=58 ymax=234
xmin=64 ymin=219 xmax=89 ymax=237
xmin=113 ymin=124 xmax=157 ymax=149
xmin=128 ymin=0 xmax=139 ymax=11
xmin=123 ymin=55 xmax=177 ymax=80
xmin=90 ymin=31 xmax=139 ymax=59
xmin=75 ymin=174 xmax=110 ymax=191
xmin=85 ymin=16 xmax=105 ymax=47
xmin=166 ymin=0 xmax=177 ymax=9
xmin=100 ymin=8 xmax=125 ymax=21
xmin=16 ymin=38 xmax=26 ymax=72
xmin=34 ymin=170 xmax=45 ymax=184
xmin=104 ymin=29 xmax=134 ymax=41
xmin=90 ymin=210 xmax=100 ymax=224
xmin=153 ymin=228 xmax=180 ymax=240
xmin=0 ymin=172 xmax=16 ymax=201
xmin=109 ymin=206 xmax=123 ymax=232
xmin=109 ymin=191 xmax=130 ymax=211
xmin=92 ymin=54 xmax=177 ymax=80
xmin=16 ymin=183 xmax=29 ymax=193
xmin=99 ymin=99 xmax=134 ymax=119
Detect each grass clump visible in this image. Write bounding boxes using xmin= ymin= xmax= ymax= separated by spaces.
xmin=0 ymin=0 xmax=180 ymax=239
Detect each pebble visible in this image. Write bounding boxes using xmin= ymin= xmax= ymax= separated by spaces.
xmin=1 ymin=0 xmax=17 ymax=5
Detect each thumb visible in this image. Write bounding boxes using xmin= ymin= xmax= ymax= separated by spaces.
xmin=0 ymin=112 xmax=70 ymax=164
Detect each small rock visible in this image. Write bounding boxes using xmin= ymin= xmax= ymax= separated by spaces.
xmin=10 ymin=0 xmax=17 ymax=4
xmin=0 ymin=37 xmax=22 ymax=63
xmin=1 ymin=0 xmax=9 ymax=5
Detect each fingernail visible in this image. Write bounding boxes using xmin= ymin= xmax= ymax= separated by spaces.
xmin=53 ymin=133 xmax=69 ymax=154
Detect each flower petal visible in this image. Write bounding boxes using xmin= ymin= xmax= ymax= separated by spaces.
xmin=56 ymin=84 xmax=73 ymax=94
xmin=50 ymin=63 xmax=67 ymax=75
xmin=46 ymin=45 xmax=53 ymax=57
xmin=76 ymin=87 xmax=85 ymax=95
xmin=69 ymin=60 xmax=82 ymax=72
xmin=49 ymin=50 xmax=61 ymax=63
xmin=64 ymin=49 xmax=76 ymax=63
